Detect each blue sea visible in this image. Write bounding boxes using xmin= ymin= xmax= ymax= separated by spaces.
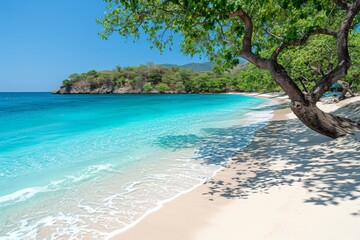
xmin=0 ymin=93 xmax=271 ymax=239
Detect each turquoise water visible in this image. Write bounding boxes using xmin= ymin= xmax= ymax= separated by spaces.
xmin=0 ymin=93 xmax=270 ymax=239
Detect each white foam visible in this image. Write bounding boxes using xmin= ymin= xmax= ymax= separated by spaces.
xmin=125 ymin=181 xmax=143 ymax=192
xmin=107 ymin=99 xmax=279 ymax=239
xmin=66 ymin=164 xmax=114 ymax=182
xmin=79 ymin=204 xmax=98 ymax=214
xmin=0 ymin=164 xmax=114 ymax=207
xmin=106 ymin=158 xmax=228 ymax=239
xmin=0 ymin=213 xmax=89 ymax=240
xmin=0 ymin=187 xmax=48 ymax=204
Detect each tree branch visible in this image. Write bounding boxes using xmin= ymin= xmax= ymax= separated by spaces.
xmin=264 ymin=27 xmax=284 ymax=41
xmin=229 ymin=10 xmax=305 ymax=102
xmin=229 ymin=10 xmax=269 ymax=69
xmin=271 ymin=28 xmax=338 ymax=61
xmin=306 ymin=61 xmax=325 ymax=76
xmin=215 ymin=19 xmax=233 ymax=45
xmin=299 ymin=75 xmax=309 ymax=93
xmin=312 ymin=0 xmax=360 ymax=101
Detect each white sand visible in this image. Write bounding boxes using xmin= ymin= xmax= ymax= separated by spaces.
xmin=113 ymin=96 xmax=360 ymax=240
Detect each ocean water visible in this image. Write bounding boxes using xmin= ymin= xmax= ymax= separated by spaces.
xmin=0 ymin=93 xmax=271 ymax=239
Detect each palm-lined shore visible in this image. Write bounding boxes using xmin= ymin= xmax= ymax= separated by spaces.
xmin=115 ymin=95 xmax=360 ymax=240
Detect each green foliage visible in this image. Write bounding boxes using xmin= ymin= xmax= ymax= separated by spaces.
xmin=175 ymin=82 xmax=185 ymax=92
xmin=115 ymin=76 xmax=126 ymax=86
xmin=97 ymin=0 xmax=360 ymax=96
xmin=114 ymin=65 xmax=122 ymax=72
xmin=273 ymin=32 xmax=360 ymax=91
xmin=60 ymin=64 xmax=191 ymax=92
xmin=234 ymin=64 xmax=281 ymax=91
xmin=129 ymin=78 xmax=137 ymax=88
xmin=62 ymin=79 xmax=72 ymax=86
xmin=131 ymin=76 xmax=142 ymax=89
xmin=58 ymin=59 xmax=357 ymax=94
xmin=155 ymin=83 xmax=170 ymax=92
xmin=68 ymin=73 xmax=81 ymax=81
xmin=97 ymin=0 xmax=355 ymax=71
xmin=149 ymin=72 xmax=162 ymax=84
xmin=345 ymin=32 xmax=360 ymax=87
xmin=87 ymin=70 xmax=99 ymax=77
xmin=161 ymin=62 xmax=215 ymax=72
xmin=143 ymin=82 xmax=153 ymax=92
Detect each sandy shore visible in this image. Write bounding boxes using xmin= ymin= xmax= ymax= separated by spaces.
xmin=113 ymin=95 xmax=360 ymax=240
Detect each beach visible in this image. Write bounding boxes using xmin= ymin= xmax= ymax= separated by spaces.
xmin=115 ymin=95 xmax=360 ymax=240
xmin=2 ymin=1 xmax=360 ymax=239
xmin=0 ymin=93 xmax=274 ymax=239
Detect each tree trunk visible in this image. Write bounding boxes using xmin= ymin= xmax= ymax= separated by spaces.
xmin=232 ymin=2 xmax=360 ymax=138
xmin=268 ymin=63 xmax=359 ymax=138
xmin=290 ymin=99 xmax=360 ymax=138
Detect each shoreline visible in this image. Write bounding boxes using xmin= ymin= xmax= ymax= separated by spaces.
xmin=107 ymin=95 xmax=279 ymax=238
xmin=0 ymin=93 xmax=274 ymax=239
xmin=110 ymin=94 xmax=285 ymax=239
xmin=113 ymin=95 xmax=360 ymax=240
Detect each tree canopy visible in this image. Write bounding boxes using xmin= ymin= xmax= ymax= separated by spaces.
xmin=98 ymin=1 xmax=357 ymax=68
xmin=98 ymin=0 xmax=360 ymax=138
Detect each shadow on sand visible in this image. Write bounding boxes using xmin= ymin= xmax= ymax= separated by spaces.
xmin=156 ymin=101 xmax=360 ymax=214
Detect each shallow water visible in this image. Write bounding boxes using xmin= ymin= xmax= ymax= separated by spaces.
xmin=0 ymin=93 xmax=271 ymax=239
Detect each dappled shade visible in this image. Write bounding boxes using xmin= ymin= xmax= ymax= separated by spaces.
xmin=203 ymin=102 xmax=360 ymax=210
xmin=158 ymin=102 xmax=360 ymax=211
xmin=156 ymin=122 xmax=267 ymax=165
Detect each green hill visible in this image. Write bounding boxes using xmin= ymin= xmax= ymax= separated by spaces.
xmin=52 ymin=59 xmax=288 ymax=95
xmin=161 ymin=62 xmax=215 ymax=72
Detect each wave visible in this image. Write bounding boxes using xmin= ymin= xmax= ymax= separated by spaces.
xmin=0 ymin=164 xmax=114 ymax=207
xmin=0 ymin=187 xmax=48 ymax=205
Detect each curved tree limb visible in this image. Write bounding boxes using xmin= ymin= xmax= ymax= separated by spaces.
xmin=229 ymin=1 xmax=360 ymax=106
xmin=227 ymin=1 xmax=360 ymax=137
xmin=229 ymin=10 xmax=306 ymax=102
xmin=229 ymin=10 xmax=269 ymax=69
xmin=264 ymin=27 xmax=284 ymax=41
xmin=312 ymin=0 xmax=360 ymax=101
xmin=271 ymin=29 xmax=338 ymax=61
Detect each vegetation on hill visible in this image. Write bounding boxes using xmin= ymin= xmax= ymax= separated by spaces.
xmin=59 ymin=53 xmax=358 ymax=94
xmin=59 ymin=61 xmax=287 ymax=94
xmin=161 ymin=62 xmax=215 ymax=72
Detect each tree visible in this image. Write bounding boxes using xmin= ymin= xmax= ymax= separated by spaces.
xmin=114 ymin=65 xmax=122 ymax=72
xmin=62 ymin=79 xmax=72 ymax=87
xmin=98 ymin=0 xmax=360 ymax=138
xmin=175 ymin=81 xmax=186 ymax=92
xmin=68 ymin=73 xmax=81 ymax=82
xmin=155 ymin=83 xmax=170 ymax=92
xmin=149 ymin=72 xmax=163 ymax=84
xmin=276 ymin=33 xmax=360 ymax=96
xmin=115 ymin=76 xmax=126 ymax=86
xmin=185 ymin=73 xmax=209 ymax=92
xmin=143 ymin=82 xmax=153 ymax=92
xmin=86 ymin=70 xmax=99 ymax=77
xmin=234 ymin=64 xmax=277 ymax=91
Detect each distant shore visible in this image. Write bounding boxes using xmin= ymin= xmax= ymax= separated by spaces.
xmin=113 ymin=95 xmax=360 ymax=240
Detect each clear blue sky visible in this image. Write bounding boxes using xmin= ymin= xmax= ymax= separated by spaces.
xmin=0 ymin=0 xmax=203 ymax=92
